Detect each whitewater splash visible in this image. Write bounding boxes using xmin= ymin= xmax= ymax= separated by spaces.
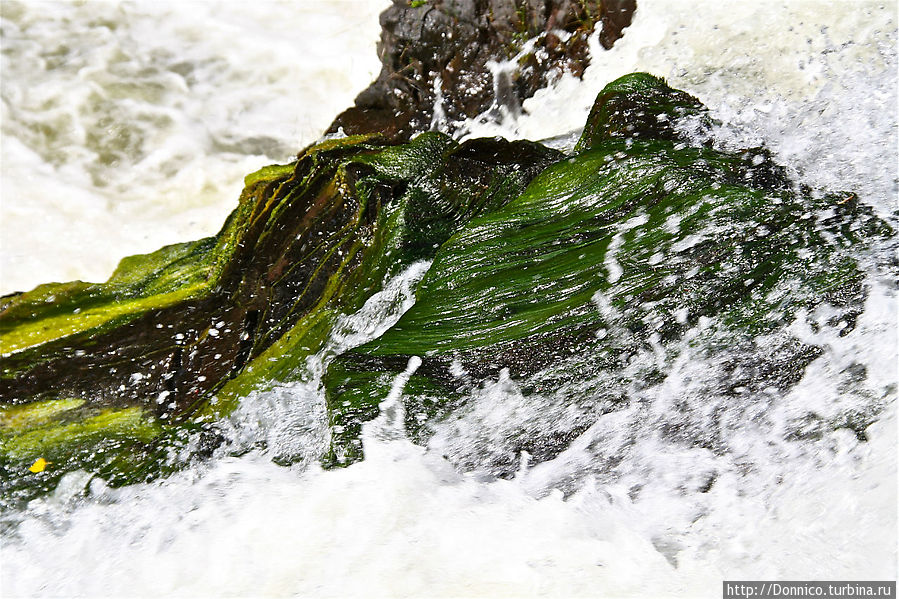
xmin=0 ymin=0 xmax=386 ymax=293
xmin=1 ymin=0 xmax=896 ymax=597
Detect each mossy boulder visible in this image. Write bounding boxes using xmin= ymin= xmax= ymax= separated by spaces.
xmin=0 ymin=73 xmax=890 ymax=504
xmin=1 ymin=132 xmax=559 ymax=505
xmin=322 ymin=73 xmax=891 ymax=466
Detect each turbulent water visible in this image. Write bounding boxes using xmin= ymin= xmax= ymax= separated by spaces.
xmin=0 ymin=0 xmax=386 ymax=293
xmin=1 ymin=1 xmax=897 ymax=597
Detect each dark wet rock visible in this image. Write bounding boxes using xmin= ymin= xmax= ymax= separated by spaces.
xmin=322 ymin=74 xmax=892 ymax=467
xmin=0 ymin=132 xmax=560 ymax=504
xmin=328 ymin=0 xmax=636 ymax=142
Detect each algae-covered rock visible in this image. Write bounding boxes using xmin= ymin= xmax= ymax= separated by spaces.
xmin=0 ymin=131 xmax=559 ymax=504
xmin=322 ymin=73 xmax=892 ymax=466
xmin=0 ymin=73 xmax=891 ymax=503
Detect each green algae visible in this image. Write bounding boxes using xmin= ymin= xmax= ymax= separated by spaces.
xmin=1 ymin=403 xmax=160 ymax=460
xmin=322 ymin=74 xmax=892 ymax=465
xmin=201 ymin=132 xmax=559 ymax=418
xmin=0 ymin=398 xmax=164 ymax=509
xmin=0 ymin=126 xmax=559 ymax=503
xmin=574 ymin=72 xmax=706 ymax=153
xmin=0 ymin=72 xmax=891 ymax=499
xmin=0 ymin=398 xmax=86 ymax=432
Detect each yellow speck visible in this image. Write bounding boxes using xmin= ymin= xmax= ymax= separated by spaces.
xmin=29 ymin=458 xmax=48 ymax=473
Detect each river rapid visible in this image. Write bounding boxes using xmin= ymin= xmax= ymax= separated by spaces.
xmin=1 ymin=1 xmax=896 ymax=597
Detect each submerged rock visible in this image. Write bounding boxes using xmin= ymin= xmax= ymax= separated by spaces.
xmin=0 ymin=74 xmax=890 ymax=504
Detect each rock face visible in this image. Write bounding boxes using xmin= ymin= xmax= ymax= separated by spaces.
xmin=0 ymin=74 xmax=890 ymax=505
xmin=0 ymin=136 xmax=558 ymax=416
xmin=328 ymin=0 xmax=636 ymax=142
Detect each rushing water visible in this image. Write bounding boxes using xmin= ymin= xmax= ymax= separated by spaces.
xmin=1 ymin=1 xmax=897 ymax=597
xmin=0 ymin=0 xmax=387 ymax=293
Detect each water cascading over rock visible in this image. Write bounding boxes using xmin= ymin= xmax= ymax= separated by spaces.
xmin=0 ymin=74 xmax=890 ymax=506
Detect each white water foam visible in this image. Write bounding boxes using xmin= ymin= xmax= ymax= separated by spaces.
xmin=0 ymin=0 xmax=387 ymax=293
xmin=1 ymin=1 xmax=897 ymax=596
xmin=4 ymin=282 xmax=894 ymax=596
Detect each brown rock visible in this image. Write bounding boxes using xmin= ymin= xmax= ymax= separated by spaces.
xmin=328 ymin=0 xmax=636 ymax=142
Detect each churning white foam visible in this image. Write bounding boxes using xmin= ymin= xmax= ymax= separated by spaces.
xmin=3 ymin=282 xmax=895 ymax=596
xmin=0 ymin=0 xmax=387 ymax=293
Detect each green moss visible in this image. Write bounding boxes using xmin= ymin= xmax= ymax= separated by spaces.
xmin=2 ymin=72 xmax=891 ymax=497
xmin=0 ymin=281 xmax=211 ymax=355
xmin=0 ymin=119 xmax=562 ymax=504
xmin=0 ymin=398 xmax=85 ymax=432
xmin=1 ymin=405 xmax=160 ymax=460
xmin=574 ymin=72 xmax=706 ymax=153
xmin=243 ymin=162 xmax=297 ymax=188
xmin=0 ymin=399 xmax=166 ymax=509
xmin=205 ymin=134 xmax=559 ymax=419
xmin=322 ymin=75 xmax=891 ymax=464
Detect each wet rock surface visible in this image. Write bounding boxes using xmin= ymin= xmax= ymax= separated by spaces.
xmin=321 ymin=74 xmax=891 ymax=467
xmin=328 ymin=0 xmax=636 ymax=142
xmin=0 ymin=132 xmax=561 ymax=505
xmin=0 ymin=36 xmax=890 ymax=506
